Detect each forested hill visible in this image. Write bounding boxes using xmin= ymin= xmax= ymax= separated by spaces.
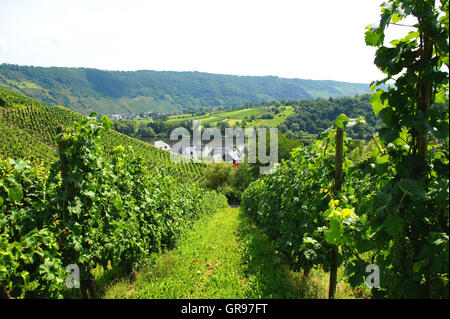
xmin=0 ymin=64 xmax=370 ymax=115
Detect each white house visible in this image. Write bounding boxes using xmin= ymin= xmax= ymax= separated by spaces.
xmin=154 ymin=140 xmax=171 ymax=151
xmin=201 ymin=145 xmax=246 ymax=163
xmin=110 ymin=114 xmax=122 ymax=120
xmin=182 ymin=146 xmax=200 ymax=160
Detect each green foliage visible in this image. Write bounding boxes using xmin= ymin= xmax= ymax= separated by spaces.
xmin=278 ymin=133 xmax=302 ymax=162
xmin=163 ymin=97 xmax=378 ymax=142
xmin=241 ymin=126 xmax=372 ymax=278
xmin=362 ymin=0 xmax=449 ymax=298
xmin=0 ymin=159 xmax=65 ymax=298
xmin=347 ymin=139 xmax=379 ymax=164
xmin=282 ymin=95 xmax=382 ymax=139
xmin=242 ymin=0 xmax=449 ymax=299
xmin=0 ymin=115 xmax=227 ymax=298
xmin=0 ymin=87 xmax=206 ymax=181
xmin=201 ymin=162 xmax=256 ymax=205
xmin=113 ymin=119 xmax=136 ymax=136
xmin=0 ymin=87 xmax=46 ymax=108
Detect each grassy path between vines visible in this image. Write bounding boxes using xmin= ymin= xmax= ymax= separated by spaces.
xmin=104 ymin=207 xmax=360 ymax=299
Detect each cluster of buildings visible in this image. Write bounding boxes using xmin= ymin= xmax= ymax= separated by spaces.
xmin=109 ymin=111 xmax=172 ymax=121
xmin=153 ymin=141 xmax=245 ymax=163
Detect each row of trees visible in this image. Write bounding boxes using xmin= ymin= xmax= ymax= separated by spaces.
xmin=278 ymin=95 xmax=381 ymax=139
xmin=113 ymin=95 xmax=381 ymax=142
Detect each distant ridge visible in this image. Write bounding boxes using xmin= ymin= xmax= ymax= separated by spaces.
xmin=0 ymin=86 xmax=205 ymax=180
xmin=0 ymin=64 xmax=370 ymax=115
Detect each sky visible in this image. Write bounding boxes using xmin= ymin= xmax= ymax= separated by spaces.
xmin=0 ymin=0 xmax=415 ymax=83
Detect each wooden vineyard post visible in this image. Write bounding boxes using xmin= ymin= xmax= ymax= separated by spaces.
xmin=329 ymin=127 xmax=343 ymax=299
xmin=80 ymin=279 xmax=99 ymax=299
xmin=334 ymin=127 xmax=344 ymax=193
xmin=0 ymin=283 xmax=13 ymax=299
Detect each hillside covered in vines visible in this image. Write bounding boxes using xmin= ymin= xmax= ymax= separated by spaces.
xmin=0 ymin=87 xmax=205 ymax=181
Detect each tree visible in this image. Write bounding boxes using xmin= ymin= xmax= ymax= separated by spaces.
xmin=113 ymin=120 xmax=136 ymax=136
xmin=137 ymin=126 xmax=155 ymax=138
xmin=278 ymin=133 xmax=301 ymax=162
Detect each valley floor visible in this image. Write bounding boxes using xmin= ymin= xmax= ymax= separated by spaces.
xmin=103 ymin=207 xmax=365 ymax=299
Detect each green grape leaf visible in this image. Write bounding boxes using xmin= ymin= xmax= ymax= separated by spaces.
xmin=365 ymin=25 xmax=384 ymax=47
xmin=370 ymin=89 xmax=388 ymax=116
xmin=397 ymin=179 xmax=428 ymax=201
xmin=383 ymin=215 xmax=403 ymax=236
xmin=101 ymin=115 xmax=114 ymax=130
xmin=8 ymin=186 xmax=23 ymax=202
xmin=325 ymin=219 xmax=341 ymax=245
xmin=83 ymin=191 xmax=96 ymax=198
xmin=413 ymin=260 xmax=428 ymax=272
xmin=335 ymin=113 xmax=350 ymax=129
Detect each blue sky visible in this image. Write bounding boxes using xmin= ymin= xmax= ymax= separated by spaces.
xmin=0 ymin=0 xmax=411 ymax=83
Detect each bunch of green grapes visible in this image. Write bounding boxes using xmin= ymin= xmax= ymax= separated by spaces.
xmin=391 ymin=233 xmax=414 ymax=271
xmin=387 ymin=232 xmax=415 ymax=297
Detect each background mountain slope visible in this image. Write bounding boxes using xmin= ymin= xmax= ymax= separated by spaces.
xmin=0 ymin=64 xmax=370 ymax=115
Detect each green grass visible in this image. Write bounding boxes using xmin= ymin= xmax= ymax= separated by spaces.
xmin=250 ymin=106 xmax=295 ymax=127
xmin=104 ymin=207 xmax=367 ymax=299
xmin=166 ymin=107 xmax=268 ymax=124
